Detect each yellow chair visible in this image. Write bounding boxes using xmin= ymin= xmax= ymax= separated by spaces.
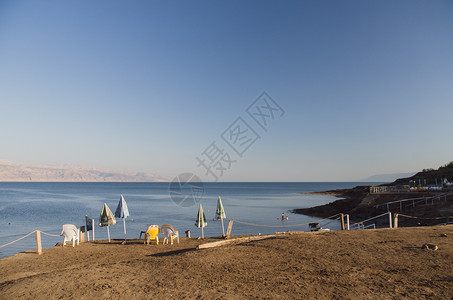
xmin=143 ymin=225 xmax=160 ymax=245
xmin=161 ymin=224 xmax=179 ymax=245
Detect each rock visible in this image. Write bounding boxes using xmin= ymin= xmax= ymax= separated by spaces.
xmin=440 ymin=234 xmax=447 ymax=237
xmin=422 ymin=244 xmax=438 ymax=250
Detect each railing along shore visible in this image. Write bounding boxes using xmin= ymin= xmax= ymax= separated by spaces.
xmin=1 ymin=211 xmax=452 ymax=257
xmin=374 ymin=191 xmax=453 ymax=212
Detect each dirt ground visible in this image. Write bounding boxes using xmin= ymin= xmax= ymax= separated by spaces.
xmin=0 ymin=226 xmax=452 ymax=299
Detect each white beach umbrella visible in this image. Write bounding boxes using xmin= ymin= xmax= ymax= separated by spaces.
xmin=195 ymin=203 xmax=207 ymax=238
xmin=99 ymin=203 xmax=116 ymax=242
xmin=214 ymin=196 xmax=226 ymax=236
xmin=114 ymin=194 xmax=130 ymax=240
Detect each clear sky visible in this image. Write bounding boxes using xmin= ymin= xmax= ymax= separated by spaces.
xmin=1 ymin=0 xmax=452 ymax=181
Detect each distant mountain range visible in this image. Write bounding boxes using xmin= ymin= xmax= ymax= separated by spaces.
xmin=0 ymin=159 xmax=169 ymax=182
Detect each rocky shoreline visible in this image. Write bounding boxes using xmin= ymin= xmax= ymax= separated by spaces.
xmin=293 ymin=185 xmax=453 ymax=227
xmin=293 ymin=185 xmax=372 ymax=220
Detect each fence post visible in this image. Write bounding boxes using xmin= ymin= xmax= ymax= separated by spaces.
xmin=345 ymin=214 xmax=350 ymax=230
xmin=226 ymin=220 xmax=234 ymax=238
xmin=340 ymin=214 xmax=345 ymax=230
xmin=393 ymin=213 xmax=398 ymax=228
xmin=388 ymin=212 xmax=392 ymax=228
xmin=92 ymin=219 xmax=95 ymax=241
xmin=80 ymin=226 xmax=86 ymax=243
xmin=35 ymin=230 xmax=42 ymax=255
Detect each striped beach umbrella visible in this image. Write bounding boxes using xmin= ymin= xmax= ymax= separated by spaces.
xmin=214 ymin=196 xmax=226 ymax=236
xmin=99 ymin=203 xmax=116 ymax=242
xmin=195 ymin=203 xmax=207 ymax=238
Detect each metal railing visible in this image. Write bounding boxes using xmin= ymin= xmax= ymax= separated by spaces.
xmin=350 ymin=212 xmax=392 ymax=230
xmin=374 ymin=191 xmax=453 ymax=212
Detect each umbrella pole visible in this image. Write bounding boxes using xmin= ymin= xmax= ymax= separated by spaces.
xmin=123 ymin=218 xmax=127 ymax=240
xmin=92 ymin=219 xmax=95 ymax=241
xmin=201 ymin=227 xmax=204 ymax=239
xmin=107 ymin=225 xmax=111 ymax=242
xmin=221 ymin=219 xmax=225 ymax=236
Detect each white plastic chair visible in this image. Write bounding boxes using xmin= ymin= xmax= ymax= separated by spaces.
xmin=161 ymin=224 xmax=179 ymax=245
xmin=61 ymin=224 xmax=80 ymax=247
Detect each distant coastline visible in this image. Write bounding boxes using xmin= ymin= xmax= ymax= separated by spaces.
xmin=301 ymin=190 xmax=345 ymax=196
xmin=0 ymin=159 xmax=168 ymax=182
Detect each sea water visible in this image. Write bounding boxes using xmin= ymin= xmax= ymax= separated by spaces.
xmin=0 ymin=182 xmax=376 ymax=258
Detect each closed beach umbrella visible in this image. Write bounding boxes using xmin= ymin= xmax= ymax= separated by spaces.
xmin=99 ymin=203 xmax=116 ymax=242
xmin=85 ymin=215 xmax=95 ymax=241
xmin=114 ymin=194 xmax=130 ymax=240
xmin=195 ymin=203 xmax=207 ymax=238
xmin=214 ymin=196 xmax=226 ymax=236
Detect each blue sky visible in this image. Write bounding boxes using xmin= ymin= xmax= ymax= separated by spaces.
xmin=1 ymin=0 xmax=452 ymax=181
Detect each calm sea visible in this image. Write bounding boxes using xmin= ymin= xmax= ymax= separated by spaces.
xmin=0 ymin=182 xmax=377 ymax=259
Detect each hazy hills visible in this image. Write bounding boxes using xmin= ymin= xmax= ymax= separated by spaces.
xmin=0 ymin=159 xmax=168 ymax=182
xmin=360 ymin=172 xmax=416 ymax=183
xmin=391 ymin=161 xmax=453 ymax=186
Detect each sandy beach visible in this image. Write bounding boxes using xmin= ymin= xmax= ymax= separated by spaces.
xmin=1 ymin=225 xmax=452 ymax=299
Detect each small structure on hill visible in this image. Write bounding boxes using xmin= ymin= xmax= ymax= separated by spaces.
xmin=370 ymin=185 xmax=410 ymax=194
